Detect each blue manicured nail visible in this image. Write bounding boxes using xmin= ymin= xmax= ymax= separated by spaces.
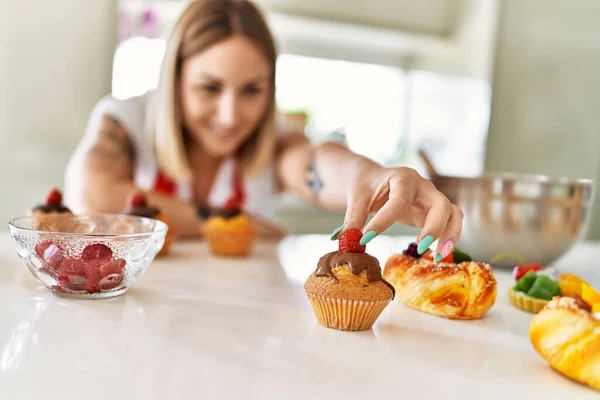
xmin=359 ymin=230 xmax=377 ymax=246
xmin=417 ymin=235 xmax=434 ymax=254
xmin=330 ymin=225 xmax=344 ymax=240
xmin=434 ymin=254 xmax=443 ymax=263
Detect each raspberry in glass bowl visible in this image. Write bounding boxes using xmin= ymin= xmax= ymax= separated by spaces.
xmin=8 ymin=214 xmax=167 ymax=299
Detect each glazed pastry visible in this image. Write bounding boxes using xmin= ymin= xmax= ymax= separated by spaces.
xmin=304 ymin=229 xmax=394 ymax=331
xmin=30 ymin=188 xmax=73 ymax=231
xmin=122 ymin=191 xmax=174 ymax=256
xmin=383 ymin=243 xmax=497 ymax=320
xmin=529 ymin=295 xmax=600 ymax=391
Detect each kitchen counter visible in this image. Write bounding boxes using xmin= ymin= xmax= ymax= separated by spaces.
xmin=0 ymin=233 xmax=598 ymax=399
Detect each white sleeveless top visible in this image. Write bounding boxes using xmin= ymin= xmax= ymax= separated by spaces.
xmin=77 ymin=91 xmax=283 ymax=218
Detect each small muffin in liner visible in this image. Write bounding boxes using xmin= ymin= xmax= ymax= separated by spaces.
xmin=304 ymin=250 xmax=395 ymax=332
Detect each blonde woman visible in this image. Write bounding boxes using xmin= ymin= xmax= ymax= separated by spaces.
xmin=65 ymin=0 xmax=463 ymax=260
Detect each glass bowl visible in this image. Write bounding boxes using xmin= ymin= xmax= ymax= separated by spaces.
xmin=8 ymin=214 xmax=168 ymax=299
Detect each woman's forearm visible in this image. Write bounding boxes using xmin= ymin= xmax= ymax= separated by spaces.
xmin=66 ymin=173 xmax=203 ymax=238
xmin=66 ymin=171 xmax=287 ymax=240
xmin=276 ymin=135 xmax=382 ymax=212
xmin=276 ymin=134 xmax=464 ymax=254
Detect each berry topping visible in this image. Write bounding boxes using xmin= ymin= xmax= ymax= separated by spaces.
xmin=57 ymin=275 xmax=88 ymax=292
xmin=223 ymin=162 xmax=246 ymax=211
xmin=512 ymin=263 xmax=543 ymax=281
xmin=85 ymin=266 xmax=102 ymax=294
xmin=99 ymin=259 xmax=126 ymax=291
xmin=422 ymin=250 xmax=454 ymax=263
xmin=35 ymin=241 xmax=63 ymax=275
xmin=128 ymin=191 xmax=147 ymax=208
xmin=224 ymin=197 xmax=242 ymax=212
xmin=58 ymin=258 xmax=86 ymax=276
xmin=57 ymin=258 xmax=87 ymax=292
xmin=46 ymin=244 xmax=127 ymax=294
xmin=440 ymin=252 xmax=454 ymax=263
xmin=100 ymin=259 xmax=126 ymax=276
xmin=81 ymin=244 xmax=113 ymax=266
xmin=99 ymin=273 xmax=123 ymax=291
xmin=45 ymin=188 xmax=62 ymax=207
xmin=402 ymin=242 xmax=420 ymax=258
xmin=338 ymin=228 xmax=366 ymax=253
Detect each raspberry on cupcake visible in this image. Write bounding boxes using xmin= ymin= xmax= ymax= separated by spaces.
xmin=122 ymin=190 xmax=175 ymax=256
xmin=30 ymin=188 xmax=73 ymax=231
xmin=199 ymin=176 xmax=257 ymax=257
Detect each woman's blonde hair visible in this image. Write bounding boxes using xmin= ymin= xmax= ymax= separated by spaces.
xmin=150 ymin=0 xmax=277 ymax=182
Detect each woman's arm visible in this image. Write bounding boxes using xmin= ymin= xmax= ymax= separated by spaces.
xmin=275 ymin=133 xmax=366 ymax=211
xmin=64 ymin=115 xmax=203 ymax=237
xmin=275 ymin=133 xmax=463 ymax=259
xmin=64 ymin=115 xmax=287 ymax=239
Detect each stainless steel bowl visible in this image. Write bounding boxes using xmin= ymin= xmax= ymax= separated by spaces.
xmin=431 ymin=173 xmax=595 ymax=268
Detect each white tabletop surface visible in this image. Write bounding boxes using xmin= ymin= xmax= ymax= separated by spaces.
xmin=0 ymin=232 xmax=599 ymax=400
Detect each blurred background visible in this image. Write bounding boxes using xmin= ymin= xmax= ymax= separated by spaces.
xmin=1 ymin=0 xmax=600 ymax=239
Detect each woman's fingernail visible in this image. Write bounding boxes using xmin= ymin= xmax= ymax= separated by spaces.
xmin=434 ymin=254 xmax=443 ymax=263
xmin=417 ymin=235 xmax=434 ymax=254
xmin=359 ymin=230 xmax=377 ymax=245
xmin=441 ymin=240 xmax=455 ymax=257
xmin=330 ymin=225 xmax=344 ymax=240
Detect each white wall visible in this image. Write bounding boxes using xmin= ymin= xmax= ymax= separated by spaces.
xmin=410 ymin=0 xmax=500 ymax=82
xmin=0 ymin=0 xmax=117 ymax=227
xmin=485 ymin=0 xmax=600 ymax=238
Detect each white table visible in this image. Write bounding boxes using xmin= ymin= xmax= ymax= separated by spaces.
xmin=0 ymin=233 xmax=598 ymax=399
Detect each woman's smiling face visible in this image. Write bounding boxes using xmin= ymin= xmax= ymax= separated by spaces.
xmin=179 ymin=35 xmax=273 ymax=157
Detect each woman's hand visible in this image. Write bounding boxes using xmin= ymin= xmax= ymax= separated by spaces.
xmin=274 ymin=134 xmax=462 ymax=258
xmin=333 ymin=159 xmax=463 ymax=261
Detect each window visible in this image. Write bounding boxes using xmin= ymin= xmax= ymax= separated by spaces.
xmin=401 ymin=70 xmax=491 ymax=177
xmin=275 ymin=54 xmax=491 ymax=176
xmin=111 ymin=37 xmax=165 ymax=100
xmin=276 ymin=54 xmax=407 ymax=166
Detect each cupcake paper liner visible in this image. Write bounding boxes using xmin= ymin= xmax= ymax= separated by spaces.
xmin=306 ymin=293 xmax=390 ymax=331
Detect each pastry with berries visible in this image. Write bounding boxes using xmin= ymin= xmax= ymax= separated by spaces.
xmin=304 ymin=228 xmax=395 ymax=331
xmin=30 ymin=188 xmax=73 ymax=231
xmin=383 ymin=242 xmax=497 ymax=320
xmin=200 ymin=171 xmax=256 ymax=257
xmin=509 ymin=262 xmax=591 ymax=314
xmin=122 ymin=191 xmax=174 ymax=256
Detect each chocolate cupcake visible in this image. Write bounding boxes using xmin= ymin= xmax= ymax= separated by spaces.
xmin=304 ymin=229 xmax=394 ymax=331
xmin=201 ymin=208 xmax=256 ymax=257
xmin=122 ymin=191 xmax=174 ymax=256
xmin=30 ymin=188 xmax=73 ymax=231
